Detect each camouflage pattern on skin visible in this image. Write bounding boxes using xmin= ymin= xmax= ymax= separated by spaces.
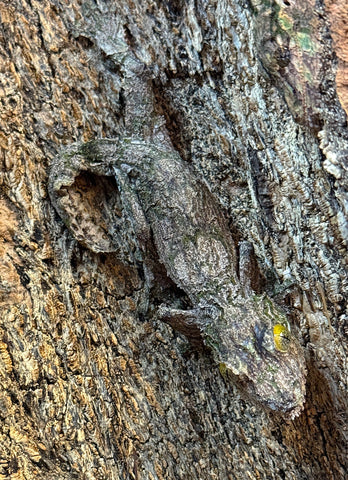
xmin=49 ymin=33 xmax=307 ymax=418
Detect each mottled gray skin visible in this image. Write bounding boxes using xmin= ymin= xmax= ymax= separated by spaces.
xmin=49 ymin=39 xmax=306 ymax=417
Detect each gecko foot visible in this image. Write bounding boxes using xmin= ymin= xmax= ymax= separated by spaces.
xmin=157 ymin=306 xmax=204 ymax=348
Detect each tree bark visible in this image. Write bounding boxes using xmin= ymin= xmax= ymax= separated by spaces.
xmin=0 ymin=0 xmax=346 ymax=479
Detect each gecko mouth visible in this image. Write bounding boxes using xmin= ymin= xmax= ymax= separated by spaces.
xmin=248 ymin=350 xmax=307 ymax=414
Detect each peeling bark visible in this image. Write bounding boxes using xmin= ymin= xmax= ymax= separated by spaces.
xmin=0 ymin=1 xmax=346 ymax=479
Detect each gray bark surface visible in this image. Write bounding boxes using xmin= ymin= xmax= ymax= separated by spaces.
xmin=0 ymin=0 xmax=346 ymax=479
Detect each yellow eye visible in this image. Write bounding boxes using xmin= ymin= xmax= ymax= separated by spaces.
xmin=273 ymin=324 xmax=291 ymax=352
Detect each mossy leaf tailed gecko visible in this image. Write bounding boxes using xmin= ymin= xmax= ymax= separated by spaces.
xmin=48 ymin=35 xmax=306 ymax=418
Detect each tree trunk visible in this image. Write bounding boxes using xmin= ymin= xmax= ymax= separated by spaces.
xmin=0 ymin=0 xmax=346 ymax=479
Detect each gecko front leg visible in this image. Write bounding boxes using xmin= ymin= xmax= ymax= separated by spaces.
xmin=48 ymin=139 xmax=151 ymax=264
xmin=157 ymin=306 xmax=205 ymax=349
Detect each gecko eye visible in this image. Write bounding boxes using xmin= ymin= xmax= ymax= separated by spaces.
xmin=273 ymin=324 xmax=291 ymax=352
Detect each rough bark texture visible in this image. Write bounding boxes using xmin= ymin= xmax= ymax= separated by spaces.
xmin=0 ymin=0 xmax=346 ymax=479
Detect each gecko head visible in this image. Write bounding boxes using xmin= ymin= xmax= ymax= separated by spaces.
xmin=250 ymin=321 xmax=307 ymax=418
xmin=214 ymin=296 xmax=307 ymax=417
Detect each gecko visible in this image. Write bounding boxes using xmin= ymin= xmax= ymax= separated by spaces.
xmin=48 ymin=34 xmax=306 ymax=418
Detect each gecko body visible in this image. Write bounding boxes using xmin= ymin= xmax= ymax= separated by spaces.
xmin=48 ymin=36 xmax=306 ymax=417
